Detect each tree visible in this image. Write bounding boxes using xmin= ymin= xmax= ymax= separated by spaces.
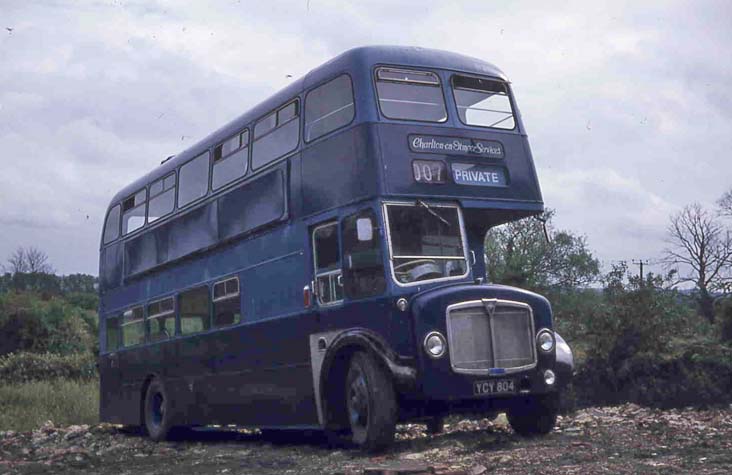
xmin=7 ymin=248 xmax=28 ymax=274
xmin=664 ymin=203 xmax=732 ymax=323
xmin=719 ymin=189 xmax=732 ymax=218
xmin=5 ymin=246 xmax=54 ymax=275
xmin=484 ymin=210 xmax=600 ymax=291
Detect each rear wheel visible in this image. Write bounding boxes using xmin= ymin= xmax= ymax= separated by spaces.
xmin=425 ymin=416 xmax=444 ymax=434
xmin=345 ymin=351 xmax=397 ymax=452
xmin=507 ymin=393 xmax=559 ymax=436
xmin=144 ymin=378 xmax=176 ymax=441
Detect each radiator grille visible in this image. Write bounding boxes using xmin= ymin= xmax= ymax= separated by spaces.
xmin=447 ymin=299 xmax=535 ymax=374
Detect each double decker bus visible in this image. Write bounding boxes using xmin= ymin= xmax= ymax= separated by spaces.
xmin=98 ymin=46 xmax=573 ymax=451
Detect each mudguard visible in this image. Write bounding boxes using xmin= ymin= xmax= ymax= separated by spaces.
xmin=311 ymin=328 xmax=416 ymax=426
xmin=554 ymin=332 xmax=574 ymax=388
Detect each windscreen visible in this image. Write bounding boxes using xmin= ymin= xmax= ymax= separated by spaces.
xmin=386 ymin=203 xmax=467 ymax=284
xmin=452 ymin=75 xmax=515 ymax=129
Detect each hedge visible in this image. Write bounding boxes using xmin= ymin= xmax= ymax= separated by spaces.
xmin=0 ymin=352 xmax=97 ymax=384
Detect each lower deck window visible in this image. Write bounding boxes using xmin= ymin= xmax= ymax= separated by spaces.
xmin=179 ymin=286 xmax=210 ymax=335
xmin=106 ymin=316 xmax=120 ymax=351
xmin=121 ymin=307 xmax=145 ymax=347
xmin=147 ymin=297 xmax=175 ymax=341
xmin=213 ymin=277 xmax=241 ymax=327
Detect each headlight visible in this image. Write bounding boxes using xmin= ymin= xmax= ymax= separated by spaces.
xmin=424 ymin=332 xmax=447 ymax=358
xmin=537 ymin=329 xmax=555 ymax=353
xmin=544 ymin=369 xmax=556 ymax=385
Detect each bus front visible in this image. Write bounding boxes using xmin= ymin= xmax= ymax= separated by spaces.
xmin=365 ymin=56 xmax=573 ymax=437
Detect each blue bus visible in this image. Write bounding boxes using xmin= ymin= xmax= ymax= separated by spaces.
xmin=98 ymin=46 xmax=573 ymax=451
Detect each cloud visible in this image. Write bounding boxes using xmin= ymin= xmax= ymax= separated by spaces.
xmin=0 ymin=0 xmax=730 ymax=275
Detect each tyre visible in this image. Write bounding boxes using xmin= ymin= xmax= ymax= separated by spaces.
xmin=507 ymin=393 xmax=559 ymax=436
xmin=144 ymin=378 xmax=176 ymax=441
xmin=425 ymin=416 xmax=444 ymax=434
xmin=345 ymin=351 xmax=397 ymax=452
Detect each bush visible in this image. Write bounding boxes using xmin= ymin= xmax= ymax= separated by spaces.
xmin=0 ymin=379 xmax=99 ymax=431
xmin=571 ymin=343 xmax=732 ymax=409
xmin=560 ymin=264 xmax=694 ymax=369
xmin=0 ymin=292 xmax=96 ymax=355
xmin=0 ymin=352 xmax=97 ymax=384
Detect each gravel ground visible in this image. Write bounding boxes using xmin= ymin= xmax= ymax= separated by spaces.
xmin=1 ymin=403 xmax=732 ymax=475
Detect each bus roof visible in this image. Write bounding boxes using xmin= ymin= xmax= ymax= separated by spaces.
xmin=109 ymin=46 xmax=509 ymax=207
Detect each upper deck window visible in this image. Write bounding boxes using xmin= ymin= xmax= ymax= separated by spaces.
xmin=385 ymin=202 xmax=467 ymax=285
xmin=122 ymin=189 xmax=147 ymax=235
xmin=252 ymin=100 xmax=299 ymax=170
xmin=305 ymin=74 xmax=355 ymax=142
xmin=213 ymin=129 xmax=249 ymax=190
xmin=103 ymin=204 xmax=121 ymax=245
xmin=147 ymin=173 xmax=176 ymax=223
xmin=178 ymin=151 xmax=210 ymax=208
xmin=375 ymin=67 xmax=447 ymax=123
xmin=452 ymin=75 xmax=515 ymax=130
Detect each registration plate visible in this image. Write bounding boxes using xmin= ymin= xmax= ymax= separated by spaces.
xmin=473 ymin=379 xmax=515 ymax=396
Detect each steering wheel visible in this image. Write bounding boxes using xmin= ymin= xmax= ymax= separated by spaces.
xmin=394 ymin=259 xmax=443 ymax=283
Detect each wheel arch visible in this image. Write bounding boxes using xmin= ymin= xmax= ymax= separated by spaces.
xmin=317 ymin=328 xmax=415 ymax=428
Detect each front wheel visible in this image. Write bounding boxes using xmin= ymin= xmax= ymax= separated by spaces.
xmin=507 ymin=393 xmax=559 ymax=436
xmin=345 ymin=351 xmax=398 ymax=452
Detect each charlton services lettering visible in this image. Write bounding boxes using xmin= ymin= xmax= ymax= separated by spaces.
xmin=452 ymin=163 xmax=507 ymax=187
xmin=409 ymin=135 xmax=504 ymax=158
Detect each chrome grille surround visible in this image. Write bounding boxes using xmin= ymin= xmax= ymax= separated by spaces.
xmin=446 ymin=298 xmax=537 ymax=375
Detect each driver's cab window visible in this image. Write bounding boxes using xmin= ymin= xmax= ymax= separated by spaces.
xmin=312 ymin=222 xmax=343 ymax=305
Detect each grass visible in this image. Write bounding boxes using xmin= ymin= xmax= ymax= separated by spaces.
xmin=0 ymin=379 xmax=99 ymax=432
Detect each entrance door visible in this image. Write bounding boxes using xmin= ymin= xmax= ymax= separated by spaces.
xmin=312 ymin=222 xmax=344 ymax=308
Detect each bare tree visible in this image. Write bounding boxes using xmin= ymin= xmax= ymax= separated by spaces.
xmin=719 ymin=189 xmax=732 ymax=218
xmin=7 ymin=247 xmax=28 ymax=274
xmin=664 ymin=203 xmax=732 ymax=323
xmin=25 ymin=247 xmax=54 ymax=273
xmin=6 ymin=246 xmax=54 ymax=275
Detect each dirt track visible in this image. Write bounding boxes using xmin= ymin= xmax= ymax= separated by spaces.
xmin=1 ymin=403 xmax=732 ymax=475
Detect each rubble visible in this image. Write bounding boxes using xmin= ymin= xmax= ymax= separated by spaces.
xmin=0 ymin=404 xmax=730 ymax=474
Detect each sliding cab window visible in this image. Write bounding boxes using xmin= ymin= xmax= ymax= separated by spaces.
xmin=212 ymin=277 xmax=241 ymax=327
xmin=103 ymin=204 xmax=121 ymax=245
xmin=252 ymin=100 xmax=300 ymax=170
xmin=122 ymin=189 xmax=147 ymax=235
xmin=305 ymin=75 xmax=355 ymax=142
xmin=386 ymin=203 xmax=467 ymax=285
xmin=147 ymin=297 xmax=175 ymax=342
xmin=452 ymin=75 xmax=515 ymax=130
xmin=147 ymin=173 xmax=176 ymax=223
xmin=179 ymin=286 xmax=210 ymax=335
xmin=105 ymin=315 xmax=121 ymax=352
xmin=213 ymin=129 xmax=249 ymax=190
xmin=375 ymin=67 xmax=447 ymax=122
xmin=312 ymin=223 xmax=343 ymax=305
xmin=121 ymin=306 xmax=145 ymax=347
xmin=177 ymin=151 xmax=210 ymax=208
xmin=342 ymin=209 xmax=385 ymax=299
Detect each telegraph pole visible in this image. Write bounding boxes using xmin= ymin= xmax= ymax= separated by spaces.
xmin=632 ymin=259 xmax=650 ymax=285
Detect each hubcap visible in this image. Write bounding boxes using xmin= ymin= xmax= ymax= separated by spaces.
xmin=151 ymin=392 xmax=165 ymax=428
xmin=348 ymin=370 xmax=369 ymax=430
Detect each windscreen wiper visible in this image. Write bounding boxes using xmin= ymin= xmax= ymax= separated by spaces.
xmin=417 ymin=200 xmax=450 ymax=227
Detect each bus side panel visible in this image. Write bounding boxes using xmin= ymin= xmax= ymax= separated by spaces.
xmin=301 ymin=124 xmax=378 ymax=216
xmin=201 ymin=251 xmax=319 ymax=427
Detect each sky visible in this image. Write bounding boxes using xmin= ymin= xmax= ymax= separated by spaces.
xmin=0 ymin=0 xmax=730 ymax=276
